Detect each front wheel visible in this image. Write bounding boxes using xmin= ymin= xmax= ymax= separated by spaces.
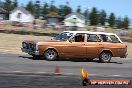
xmin=99 ymin=52 xmax=112 ymax=63
xmin=44 ymin=49 xmax=57 ymax=61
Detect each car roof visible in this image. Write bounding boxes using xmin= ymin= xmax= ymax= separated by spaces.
xmin=63 ymin=31 xmax=123 ymax=43
xmin=63 ymin=31 xmax=116 ymax=35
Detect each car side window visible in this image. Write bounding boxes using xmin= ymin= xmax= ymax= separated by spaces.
xmin=87 ymin=34 xmax=101 ymax=42
xmin=74 ymin=34 xmax=85 ymax=42
xmin=109 ymin=35 xmax=120 ymax=43
xmin=100 ymin=35 xmax=111 ymax=42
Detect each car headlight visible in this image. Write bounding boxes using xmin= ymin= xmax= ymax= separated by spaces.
xmin=31 ymin=44 xmax=34 ymax=49
xmin=32 ymin=44 xmax=38 ymax=51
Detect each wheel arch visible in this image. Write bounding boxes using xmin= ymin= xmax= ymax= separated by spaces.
xmin=44 ymin=47 xmax=59 ymax=57
xmin=99 ymin=50 xmax=113 ymax=63
xmin=100 ymin=50 xmax=113 ymax=57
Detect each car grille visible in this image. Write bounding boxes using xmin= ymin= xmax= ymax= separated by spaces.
xmin=22 ymin=42 xmax=36 ymax=51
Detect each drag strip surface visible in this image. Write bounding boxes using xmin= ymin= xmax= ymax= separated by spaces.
xmin=0 ymin=53 xmax=132 ymax=77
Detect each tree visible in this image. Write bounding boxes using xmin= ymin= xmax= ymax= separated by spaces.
xmin=42 ymin=2 xmax=49 ymax=15
xmin=34 ymin=0 xmax=41 ymax=18
xmin=58 ymin=5 xmax=64 ymax=16
xmin=76 ymin=5 xmax=81 ymax=14
xmin=83 ymin=9 xmax=89 ymax=25
xmin=25 ymin=1 xmax=34 ymax=14
xmin=64 ymin=5 xmax=72 ymax=15
xmin=49 ymin=0 xmax=58 ymax=13
xmin=89 ymin=7 xmax=99 ymax=25
xmin=115 ymin=17 xmax=122 ymax=29
xmin=122 ymin=16 xmax=129 ymax=29
xmin=58 ymin=5 xmax=72 ymax=16
xmin=108 ymin=13 xmax=116 ymax=27
xmin=2 ymin=0 xmax=14 ymax=19
xmin=115 ymin=17 xmax=129 ymax=29
xmin=13 ymin=0 xmax=18 ymax=8
xmin=99 ymin=10 xmax=107 ymax=26
xmin=49 ymin=5 xmax=58 ymax=13
xmin=3 ymin=0 xmax=14 ymax=12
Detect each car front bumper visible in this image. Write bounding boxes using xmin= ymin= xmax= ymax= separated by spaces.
xmin=120 ymin=53 xmax=128 ymax=58
xmin=21 ymin=48 xmax=39 ymax=55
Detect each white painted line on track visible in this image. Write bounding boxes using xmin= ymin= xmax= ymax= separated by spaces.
xmin=89 ymin=74 xmax=97 ymax=76
xmin=109 ymin=75 xmax=122 ymax=77
xmin=64 ymin=73 xmax=74 ymax=75
xmin=1 ymin=71 xmax=126 ymax=78
xmin=36 ymin=72 xmax=47 ymax=74
xmin=12 ymin=71 xmax=23 ymax=73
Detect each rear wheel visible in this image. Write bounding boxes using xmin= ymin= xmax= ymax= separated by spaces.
xmin=99 ymin=52 xmax=112 ymax=63
xmin=44 ymin=49 xmax=57 ymax=61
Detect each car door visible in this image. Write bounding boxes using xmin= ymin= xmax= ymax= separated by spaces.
xmin=105 ymin=35 xmax=127 ymax=57
xmin=85 ymin=34 xmax=102 ymax=58
xmin=62 ymin=34 xmax=87 ymax=58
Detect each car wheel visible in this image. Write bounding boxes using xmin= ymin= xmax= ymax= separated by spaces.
xmin=44 ymin=49 xmax=57 ymax=61
xmin=99 ymin=52 xmax=112 ymax=63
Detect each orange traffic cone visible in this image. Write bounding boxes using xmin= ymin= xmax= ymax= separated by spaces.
xmin=54 ymin=66 xmax=61 ymax=75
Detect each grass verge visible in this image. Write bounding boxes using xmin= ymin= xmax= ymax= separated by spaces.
xmin=0 ymin=33 xmax=52 ymax=54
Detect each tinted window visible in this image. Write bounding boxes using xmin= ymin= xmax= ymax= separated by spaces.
xmin=54 ymin=32 xmax=72 ymax=41
xmin=87 ymin=34 xmax=101 ymax=42
xmin=100 ymin=35 xmax=120 ymax=43
xmin=100 ymin=35 xmax=111 ymax=42
xmin=74 ymin=35 xmax=84 ymax=42
xmin=109 ymin=35 xmax=120 ymax=43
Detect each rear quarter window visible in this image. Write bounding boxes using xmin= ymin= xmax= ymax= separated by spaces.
xmin=109 ymin=35 xmax=120 ymax=43
xmin=100 ymin=34 xmax=120 ymax=43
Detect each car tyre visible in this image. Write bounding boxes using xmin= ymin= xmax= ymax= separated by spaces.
xmin=44 ymin=49 xmax=57 ymax=61
xmin=99 ymin=52 xmax=112 ymax=63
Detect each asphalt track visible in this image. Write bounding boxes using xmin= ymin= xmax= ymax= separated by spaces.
xmin=0 ymin=73 xmax=131 ymax=88
xmin=0 ymin=53 xmax=132 ymax=88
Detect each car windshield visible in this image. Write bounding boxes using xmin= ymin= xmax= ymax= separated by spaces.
xmin=54 ymin=32 xmax=73 ymax=41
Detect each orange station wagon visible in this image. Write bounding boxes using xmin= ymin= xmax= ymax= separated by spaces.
xmin=21 ymin=31 xmax=127 ymax=63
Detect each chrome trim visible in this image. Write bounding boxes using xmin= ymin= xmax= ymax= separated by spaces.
xmin=120 ymin=53 xmax=128 ymax=58
xmin=35 ymin=44 xmax=39 ymax=51
xmin=21 ymin=48 xmax=39 ymax=55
